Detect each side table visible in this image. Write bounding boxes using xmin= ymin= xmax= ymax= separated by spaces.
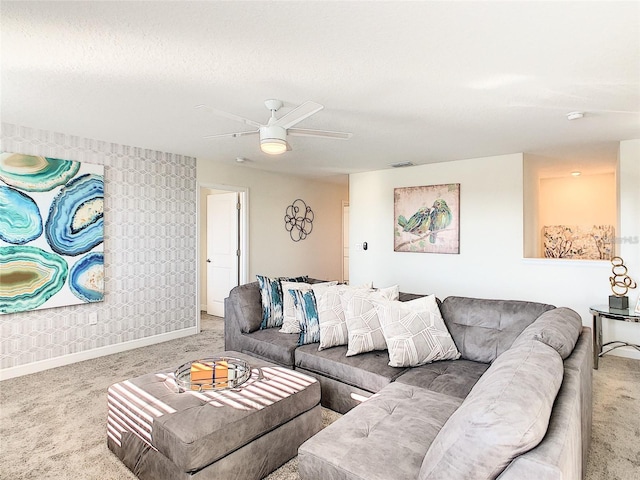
xmin=589 ymin=305 xmax=640 ymax=369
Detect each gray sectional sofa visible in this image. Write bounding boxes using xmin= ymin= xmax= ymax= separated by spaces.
xmin=224 ymin=281 xmax=592 ymax=480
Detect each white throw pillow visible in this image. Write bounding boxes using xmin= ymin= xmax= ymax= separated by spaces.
xmin=375 ymin=295 xmax=460 ymax=367
xmin=344 ymin=285 xmax=399 ymax=356
xmin=280 ymin=281 xmax=338 ymax=334
xmin=317 ymin=284 xmax=372 ymax=350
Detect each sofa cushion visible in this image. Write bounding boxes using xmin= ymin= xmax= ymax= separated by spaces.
xmin=295 ymin=344 xmax=407 ymax=393
xmin=299 ymin=382 xmax=463 ymax=480
xmin=511 ymin=307 xmax=583 ymax=359
xmin=345 ymin=286 xmax=399 ymax=356
xmin=440 ymin=296 xmax=556 ymax=363
xmin=419 ymin=339 xmax=563 ymax=480
xmin=280 ymin=281 xmax=338 ymax=334
xmin=376 ymin=295 xmax=460 ymax=367
xmin=280 ymin=281 xmax=306 ymax=334
xmin=290 ymin=289 xmax=321 ymax=345
xmin=398 ymin=292 xmax=428 ymax=303
xmin=317 ymin=285 xmax=372 ymax=350
xmin=396 ymin=358 xmax=489 ymax=399
xmin=238 ymin=329 xmax=300 ymax=367
xmin=257 ymin=275 xmax=308 ymax=329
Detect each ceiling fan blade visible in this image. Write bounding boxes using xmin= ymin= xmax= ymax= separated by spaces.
xmin=508 ymin=103 xmax=639 ymax=114
xmin=287 ymin=128 xmax=353 ymax=140
xmin=275 ymin=101 xmax=324 ymax=129
xmin=203 ymin=130 xmax=259 ymax=139
xmin=593 ymin=109 xmax=640 ymax=114
xmin=195 ymin=104 xmax=263 ymax=128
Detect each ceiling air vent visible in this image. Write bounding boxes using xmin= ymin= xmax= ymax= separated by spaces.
xmin=389 ymin=161 xmax=414 ymax=168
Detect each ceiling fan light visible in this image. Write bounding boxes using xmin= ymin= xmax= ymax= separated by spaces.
xmin=260 ymin=138 xmax=287 ymax=155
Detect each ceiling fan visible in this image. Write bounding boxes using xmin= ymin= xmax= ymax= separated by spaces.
xmin=196 ymin=99 xmax=352 ymax=155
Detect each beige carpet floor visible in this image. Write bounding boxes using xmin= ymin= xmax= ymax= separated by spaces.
xmin=0 ymin=314 xmax=638 ymax=479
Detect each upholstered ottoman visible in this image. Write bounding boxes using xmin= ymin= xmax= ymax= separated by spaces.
xmin=107 ymin=351 xmax=321 ymax=480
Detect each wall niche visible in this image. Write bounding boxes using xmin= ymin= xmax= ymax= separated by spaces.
xmin=523 ymin=154 xmax=618 ymax=260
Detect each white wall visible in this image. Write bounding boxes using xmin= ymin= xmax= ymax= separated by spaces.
xmin=197 ymin=162 xmax=348 ymax=284
xmin=613 ymin=139 xmax=640 ymax=354
xmin=349 ymin=149 xmax=640 ymax=360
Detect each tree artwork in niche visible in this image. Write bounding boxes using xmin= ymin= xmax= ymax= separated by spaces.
xmin=394 ymin=184 xmax=460 ymax=254
xmin=284 ymin=199 xmax=314 ymax=242
xmin=543 ymin=225 xmax=614 ymax=260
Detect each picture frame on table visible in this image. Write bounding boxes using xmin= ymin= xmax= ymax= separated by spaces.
xmin=635 ymin=295 xmax=640 ymax=315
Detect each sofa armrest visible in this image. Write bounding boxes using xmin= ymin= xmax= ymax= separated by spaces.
xmin=496 ymin=368 xmax=583 ymax=480
xmin=223 ymin=296 xmax=241 ymax=351
xmin=563 ymin=327 xmax=593 ymax=478
xmin=512 ymin=307 xmax=583 ymax=359
xmin=224 ymin=282 xmax=262 ymax=352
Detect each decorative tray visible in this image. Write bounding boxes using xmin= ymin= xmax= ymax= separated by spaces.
xmin=174 ymin=356 xmax=254 ymax=392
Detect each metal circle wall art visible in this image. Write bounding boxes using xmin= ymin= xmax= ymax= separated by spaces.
xmin=284 ymin=199 xmax=314 ymax=242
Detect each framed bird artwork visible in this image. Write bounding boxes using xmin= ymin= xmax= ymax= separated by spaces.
xmin=394 ymin=183 xmax=460 ymax=254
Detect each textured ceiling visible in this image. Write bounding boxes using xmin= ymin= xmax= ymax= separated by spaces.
xmin=2 ymin=1 xmax=638 ymax=181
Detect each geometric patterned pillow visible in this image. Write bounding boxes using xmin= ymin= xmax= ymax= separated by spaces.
xmin=317 ymin=285 xmax=371 ymax=351
xmin=375 ymin=295 xmax=460 ymax=367
xmin=344 ymin=285 xmax=399 ymax=356
xmin=289 ymin=289 xmax=320 ymax=346
xmin=257 ymin=275 xmax=308 ymax=329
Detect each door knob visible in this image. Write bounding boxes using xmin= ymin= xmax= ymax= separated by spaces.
xmin=206 ymin=259 xmax=211 ymax=263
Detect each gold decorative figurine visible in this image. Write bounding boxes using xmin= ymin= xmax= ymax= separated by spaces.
xmin=609 ymin=256 xmax=637 ymax=309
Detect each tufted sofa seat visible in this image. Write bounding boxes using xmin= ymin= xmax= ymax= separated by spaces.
xmin=299 ymin=382 xmax=462 ymax=480
xmin=394 ymin=358 xmax=489 ymax=399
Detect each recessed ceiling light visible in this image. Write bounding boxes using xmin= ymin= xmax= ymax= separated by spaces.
xmin=566 ymin=112 xmax=584 ymax=121
xmin=571 ymin=171 xmax=581 ymax=176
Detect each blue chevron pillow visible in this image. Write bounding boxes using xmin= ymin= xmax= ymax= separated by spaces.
xmin=290 ymin=289 xmax=320 ymax=346
xmin=257 ymin=275 xmax=308 ymax=329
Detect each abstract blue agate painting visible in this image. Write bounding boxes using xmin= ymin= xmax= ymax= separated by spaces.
xmin=0 ymin=152 xmax=104 ymax=314
xmin=0 ymin=186 xmax=43 ymax=244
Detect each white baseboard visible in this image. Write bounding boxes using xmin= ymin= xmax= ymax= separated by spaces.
xmin=0 ymin=327 xmax=199 ymax=381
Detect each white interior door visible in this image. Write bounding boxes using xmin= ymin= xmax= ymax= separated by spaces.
xmin=207 ymin=192 xmax=239 ymax=316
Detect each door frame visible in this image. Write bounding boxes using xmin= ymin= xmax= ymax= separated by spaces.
xmin=197 ymin=183 xmax=249 ymax=324
xmin=342 ymin=200 xmax=349 ymax=283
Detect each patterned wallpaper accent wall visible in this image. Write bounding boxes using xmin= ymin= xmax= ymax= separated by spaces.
xmin=0 ymin=124 xmax=197 ymax=370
